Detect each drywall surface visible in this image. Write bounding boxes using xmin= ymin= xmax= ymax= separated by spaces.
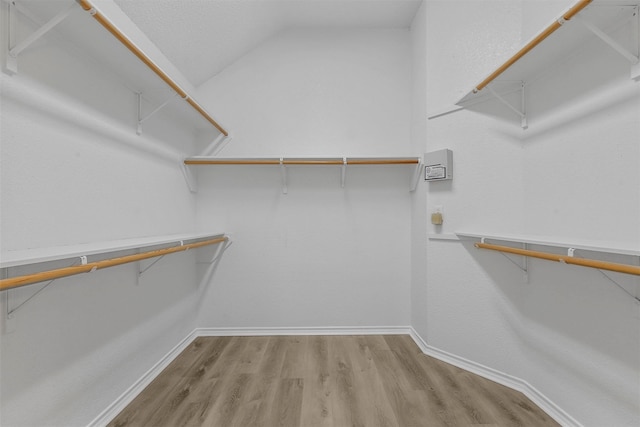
xmin=424 ymin=1 xmax=639 ymax=425
xmin=194 ymin=28 xmax=413 ymax=329
xmin=410 ymin=1 xmax=428 ymax=338
xmin=0 ymin=3 xmax=203 ymax=425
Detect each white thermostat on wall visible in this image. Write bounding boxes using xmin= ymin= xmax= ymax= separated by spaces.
xmin=424 ymin=149 xmax=453 ymax=181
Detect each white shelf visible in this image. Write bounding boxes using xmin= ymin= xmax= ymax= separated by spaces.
xmin=183 ymin=156 xmax=421 ymax=165
xmin=0 ymin=232 xmax=225 ymax=268
xmin=6 ymin=0 xmax=226 ymax=134
xmin=184 ymin=156 xmax=424 ymax=193
xmin=455 ymin=232 xmax=640 ymax=257
xmin=430 ymin=0 xmax=640 ymax=127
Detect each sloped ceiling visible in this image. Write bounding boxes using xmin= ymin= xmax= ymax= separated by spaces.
xmin=113 ymin=0 xmax=422 ymax=87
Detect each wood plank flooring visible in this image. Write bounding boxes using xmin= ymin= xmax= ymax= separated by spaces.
xmin=109 ymin=335 xmax=560 ymax=427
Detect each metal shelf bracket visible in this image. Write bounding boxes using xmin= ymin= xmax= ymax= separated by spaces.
xmin=5 ymin=1 xmax=75 ymax=75
xmin=199 ymin=134 xmax=230 ymax=157
xmin=410 ymin=160 xmax=424 ymax=192
xmin=571 ymin=249 xmax=640 ymax=304
xmin=3 ymin=256 xmax=85 ymax=320
xmin=136 ymin=93 xmax=179 ymax=135
xmin=280 ymin=158 xmax=288 ymax=194
xmin=341 ymin=157 xmax=347 ymax=188
xmin=574 ymin=8 xmax=640 ymax=80
xmin=487 ymin=82 xmax=528 ymax=129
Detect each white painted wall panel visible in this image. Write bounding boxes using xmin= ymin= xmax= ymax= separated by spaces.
xmin=423 ymin=1 xmax=640 ymax=425
xmin=0 ymin=3 xmax=203 ymax=425
xmin=194 ymin=28 xmax=413 ymax=329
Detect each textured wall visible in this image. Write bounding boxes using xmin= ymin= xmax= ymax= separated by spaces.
xmin=0 ymin=3 xmax=203 ymax=426
xmin=194 ymin=28 xmax=413 ymax=329
xmin=423 ymin=1 xmax=640 ymax=425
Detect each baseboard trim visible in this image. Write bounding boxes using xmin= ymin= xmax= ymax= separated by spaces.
xmin=87 ymin=330 xmax=199 ymax=427
xmin=91 ymin=326 xmax=581 ymax=427
xmin=408 ymin=328 xmax=583 ymax=427
xmin=196 ymin=325 xmax=413 ymax=337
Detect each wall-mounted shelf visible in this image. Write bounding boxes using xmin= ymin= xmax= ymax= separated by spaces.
xmin=1 ymin=232 xmax=226 ymax=269
xmin=1 ymin=232 xmax=227 ymax=284
xmin=456 ymin=232 xmax=640 ymax=257
xmin=1 ymin=232 xmax=229 ymax=317
xmin=5 ymin=0 xmax=228 ymax=136
xmin=183 ymin=156 xmax=424 ymax=193
xmin=457 ymin=232 xmax=640 ymax=301
xmin=429 ymin=0 xmax=640 ymax=128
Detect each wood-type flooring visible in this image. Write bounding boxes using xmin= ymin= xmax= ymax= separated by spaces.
xmin=109 ymin=335 xmax=560 ymax=427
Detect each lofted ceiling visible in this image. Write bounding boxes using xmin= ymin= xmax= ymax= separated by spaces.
xmin=113 ymin=0 xmax=423 ymax=87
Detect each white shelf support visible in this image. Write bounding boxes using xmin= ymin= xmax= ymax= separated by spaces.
xmin=3 ymin=256 xmax=85 ymax=318
xmin=199 ymin=133 xmax=228 ymax=157
xmin=136 ymin=93 xmax=180 ymax=135
xmin=180 ymin=162 xmax=198 ymax=193
xmin=574 ymin=10 xmax=640 ymax=80
xmin=280 ymin=158 xmax=288 ymax=195
xmin=410 ymin=160 xmax=424 ymax=192
xmin=5 ymin=1 xmax=75 ymax=75
xmin=522 ymin=243 xmax=529 ymax=283
xmin=572 ymin=249 xmax=640 ymax=303
xmin=341 ymin=157 xmax=347 ymax=188
xmin=487 ymin=83 xmax=528 ymax=129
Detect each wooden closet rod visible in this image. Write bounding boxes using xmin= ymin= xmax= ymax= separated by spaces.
xmin=475 ymin=242 xmax=640 ymax=276
xmin=474 ymin=0 xmax=592 ymax=92
xmin=0 ymin=236 xmax=228 ymax=291
xmin=77 ymin=0 xmax=228 ymax=136
xmin=184 ymin=158 xmax=420 ymax=166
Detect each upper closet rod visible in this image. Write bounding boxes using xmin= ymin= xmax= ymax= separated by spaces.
xmin=184 ymin=158 xmax=420 ymax=166
xmin=476 ymin=242 xmax=640 ymax=276
xmin=0 ymin=236 xmax=228 ymax=291
xmin=77 ymin=0 xmax=228 ymax=136
xmin=474 ymin=0 xmax=592 ymax=92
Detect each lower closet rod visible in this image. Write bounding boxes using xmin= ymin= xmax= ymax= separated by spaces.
xmin=475 ymin=242 xmax=640 ymax=276
xmin=0 ymin=236 xmax=228 ymax=291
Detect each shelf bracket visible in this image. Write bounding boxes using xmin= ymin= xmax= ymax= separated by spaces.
xmin=199 ymin=133 xmax=230 ymax=157
xmin=3 ymin=256 xmax=85 ymax=319
xmin=196 ymin=240 xmax=233 ymax=265
xmin=410 ymin=160 xmax=424 ymax=192
xmin=180 ymin=161 xmax=198 ymax=193
xmin=487 ymin=83 xmax=528 ymax=129
xmin=497 ymin=244 xmax=529 ymax=283
xmin=341 ymin=157 xmax=347 ymax=188
xmin=574 ymin=11 xmax=640 ymax=80
xmin=280 ymin=158 xmax=288 ymax=195
xmin=137 ymin=255 xmax=166 ymax=284
xmin=5 ymin=1 xmax=75 ymax=75
xmin=136 ymin=92 xmax=180 ymax=135
xmin=572 ymin=249 xmax=640 ymax=304
xmin=480 ymin=238 xmax=529 ymax=283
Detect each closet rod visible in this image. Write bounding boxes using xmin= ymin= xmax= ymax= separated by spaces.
xmin=474 ymin=0 xmax=592 ymax=92
xmin=0 ymin=236 xmax=228 ymax=291
xmin=475 ymin=242 xmax=640 ymax=276
xmin=183 ymin=158 xmax=420 ymax=166
xmin=76 ymin=0 xmax=228 ymax=136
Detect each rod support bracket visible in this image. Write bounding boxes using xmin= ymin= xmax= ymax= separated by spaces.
xmin=280 ymin=158 xmax=288 ymax=194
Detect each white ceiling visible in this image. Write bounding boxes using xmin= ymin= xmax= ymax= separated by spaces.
xmin=113 ymin=0 xmax=423 ymax=87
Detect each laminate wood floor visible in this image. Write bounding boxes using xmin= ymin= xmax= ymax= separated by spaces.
xmin=109 ymin=335 xmax=560 ymax=427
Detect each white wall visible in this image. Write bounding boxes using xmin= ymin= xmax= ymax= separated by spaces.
xmin=423 ymin=1 xmax=640 ymax=426
xmin=410 ymin=1 xmax=428 ymax=338
xmin=0 ymin=2 xmax=206 ymax=425
xmin=194 ymin=28 xmax=414 ymax=329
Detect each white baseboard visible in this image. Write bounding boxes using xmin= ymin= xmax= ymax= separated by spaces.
xmin=196 ymin=325 xmax=413 ymax=337
xmin=87 ymin=330 xmax=199 ymax=427
xmin=408 ymin=328 xmax=582 ymax=427
xmin=91 ymin=326 xmax=580 ymax=427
